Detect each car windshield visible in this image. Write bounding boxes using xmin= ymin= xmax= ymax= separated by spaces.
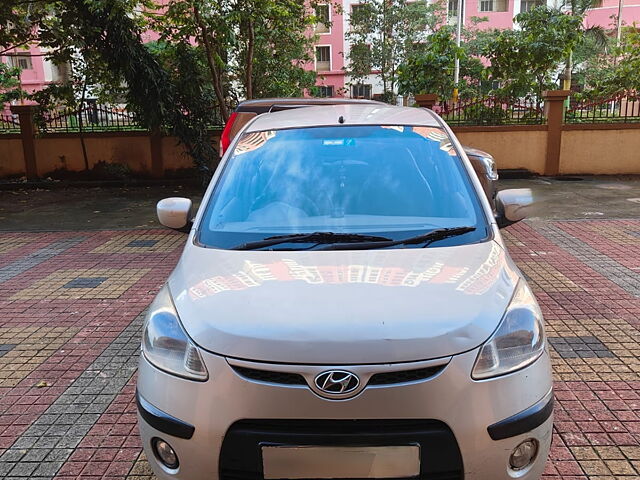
xmin=198 ymin=125 xmax=489 ymax=249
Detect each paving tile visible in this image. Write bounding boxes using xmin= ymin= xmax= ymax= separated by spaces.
xmin=10 ymin=267 xmax=151 ymax=300
xmin=0 ymin=237 xmax=86 ymax=284
xmin=90 ymin=233 xmax=183 ymax=254
xmin=549 ymin=336 xmax=616 ymax=359
xmin=0 ymin=222 xmax=638 ymax=479
xmin=0 ymin=313 xmax=144 ymax=477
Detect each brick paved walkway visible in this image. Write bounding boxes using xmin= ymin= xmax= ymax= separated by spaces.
xmin=0 ymin=221 xmax=638 ymax=479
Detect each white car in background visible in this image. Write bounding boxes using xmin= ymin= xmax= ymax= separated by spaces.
xmin=137 ymin=104 xmax=553 ymax=480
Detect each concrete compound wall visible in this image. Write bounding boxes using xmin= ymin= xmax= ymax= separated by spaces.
xmin=454 ymin=127 xmax=549 ymax=174
xmin=453 ymin=124 xmax=640 ymax=175
xmin=0 ymin=131 xmax=221 ymax=178
xmin=1 ymin=122 xmax=639 ymax=178
xmin=559 ymin=126 xmax=640 ymax=175
xmin=0 ymin=137 xmax=25 ymax=177
xmin=34 ymin=135 xmax=152 ymax=176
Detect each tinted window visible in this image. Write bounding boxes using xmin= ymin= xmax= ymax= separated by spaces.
xmin=199 ymin=125 xmax=488 ymax=249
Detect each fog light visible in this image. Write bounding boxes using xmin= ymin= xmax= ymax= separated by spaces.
xmin=153 ymin=438 xmax=179 ymax=469
xmin=509 ymin=439 xmax=538 ymax=470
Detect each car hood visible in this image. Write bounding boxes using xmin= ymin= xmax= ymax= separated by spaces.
xmin=169 ymin=240 xmax=520 ymax=364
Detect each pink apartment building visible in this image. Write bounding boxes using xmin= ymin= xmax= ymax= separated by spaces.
xmin=2 ymin=0 xmax=639 ymax=101
xmin=312 ymin=2 xmax=347 ymax=97
xmin=1 ymin=45 xmax=70 ymax=98
xmin=311 ymin=0 xmax=640 ymax=98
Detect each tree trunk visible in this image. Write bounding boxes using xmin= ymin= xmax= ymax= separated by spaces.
xmin=78 ymin=79 xmax=90 ymax=171
xmin=194 ymin=5 xmax=229 ymax=122
xmin=563 ymin=51 xmax=572 ymax=90
xmin=245 ymin=19 xmax=255 ymax=100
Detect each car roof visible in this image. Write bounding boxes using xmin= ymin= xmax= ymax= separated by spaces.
xmin=236 ymin=97 xmax=385 ymax=114
xmin=244 ymin=104 xmax=441 ymax=132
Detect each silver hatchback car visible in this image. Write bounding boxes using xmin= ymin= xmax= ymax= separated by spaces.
xmin=137 ymin=104 xmax=553 ymax=480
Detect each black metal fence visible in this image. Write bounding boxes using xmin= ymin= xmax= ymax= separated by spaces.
xmin=436 ymin=96 xmax=546 ymax=126
xmin=5 ymin=95 xmax=640 ymax=135
xmin=566 ymin=94 xmax=640 ymax=123
xmin=32 ymin=104 xmax=225 ymax=133
xmin=0 ymin=113 xmax=20 ymax=134
xmin=39 ymin=105 xmax=145 ymax=133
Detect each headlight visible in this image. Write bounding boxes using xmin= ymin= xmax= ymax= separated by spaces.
xmin=142 ymin=285 xmax=208 ymax=381
xmin=472 ymin=281 xmax=545 ymax=380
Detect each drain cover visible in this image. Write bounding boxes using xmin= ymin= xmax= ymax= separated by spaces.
xmin=552 ymin=176 xmax=583 ymax=181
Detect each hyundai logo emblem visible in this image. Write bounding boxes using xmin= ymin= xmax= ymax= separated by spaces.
xmin=314 ymin=370 xmax=360 ymax=396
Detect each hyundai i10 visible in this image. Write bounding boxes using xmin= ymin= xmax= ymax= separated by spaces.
xmin=137 ymin=104 xmax=553 ymax=480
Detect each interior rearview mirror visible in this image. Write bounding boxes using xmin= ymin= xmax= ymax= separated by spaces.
xmin=157 ymin=197 xmax=193 ymax=231
xmin=495 ymin=189 xmax=533 ymax=228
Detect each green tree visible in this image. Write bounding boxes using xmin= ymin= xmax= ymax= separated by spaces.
xmin=481 ymin=7 xmax=583 ymax=98
xmin=561 ymin=0 xmax=609 ymax=90
xmin=230 ymin=0 xmax=318 ymax=99
xmin=397 ymin=25 xmax=484 ymax=99
xmin=582 ymin=26 xmax=640 ymax=96
xmin=570 ymin=32 xmax=614 ymax=92
xmin=1 ymin=0 xmax=218 ymax=176
xmin=346 ymin=0 xmax=440 ymax=101
xmin=0 ymin=63 xmax=25 ymax=103
xmin=1 ymin=0 xmax=323 ymax=177
xmin=154 ymin=0 xmax=320 ymax=120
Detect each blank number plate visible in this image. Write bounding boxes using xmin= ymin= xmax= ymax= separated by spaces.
xmin=262 ymin=445 xmax=420 ymax=479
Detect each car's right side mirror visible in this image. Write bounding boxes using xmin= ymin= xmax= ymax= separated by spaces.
xmin=495 ymin=188 xmax=533 ymax=228
xmin=157 ymin=197 xmax=193 ymax=231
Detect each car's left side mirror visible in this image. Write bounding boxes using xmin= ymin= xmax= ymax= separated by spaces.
xmin=495 ymin=189 xmax=533 ymax=228
xmin=157 ymin=197 xmax=193 ymax=231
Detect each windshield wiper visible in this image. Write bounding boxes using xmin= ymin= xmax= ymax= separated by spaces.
xmin=315 ymin=226 xmax=477 ymax=251
xmin=230 ymin=231 xmax=393 ymax=250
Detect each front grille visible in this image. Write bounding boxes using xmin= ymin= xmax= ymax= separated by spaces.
xmin=232 ymin=366 xmax=306 ymax=385
xmin=220 ymin=419 xmax=463 ymax=480
xmin=369 ymin=365 xmax=446 ymax=385
xmin=233 ymin=364 xmax=446 ymax=387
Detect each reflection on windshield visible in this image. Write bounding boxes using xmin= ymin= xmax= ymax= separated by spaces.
xmin=199 ymin=125 xmax=485 ymax=249
xmin=235 ymin=130 xmax=276 ymax=155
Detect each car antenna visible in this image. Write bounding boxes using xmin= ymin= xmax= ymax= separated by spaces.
xmin=338 ymin=115 xmax=345 ymax=124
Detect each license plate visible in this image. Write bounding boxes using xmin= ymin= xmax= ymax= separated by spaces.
xmin=261 ymin=445 xmax=420 ymax=479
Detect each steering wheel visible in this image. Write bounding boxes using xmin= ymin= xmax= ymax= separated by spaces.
xmin=251 ymin=189 xmax=323 ymax=218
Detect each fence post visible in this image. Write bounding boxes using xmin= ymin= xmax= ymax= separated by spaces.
xmin=150 ymin=129 xmax=164 ymax=178
xmin=10 ymin=104 xmax=39 ymax=180
xmin=542 ymin=90 xmax=570 ymax=176
xmin=414 ymin=94 xmax=439 ymax=110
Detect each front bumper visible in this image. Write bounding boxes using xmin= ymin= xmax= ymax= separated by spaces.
xmin=137 ymin=347 xmax=553 ymax=480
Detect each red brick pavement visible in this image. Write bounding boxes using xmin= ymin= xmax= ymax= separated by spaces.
xmin=0 ymin=221 xmax=638 ymax=479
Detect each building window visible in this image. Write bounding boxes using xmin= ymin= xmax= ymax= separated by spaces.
xmin=479 ymin=0 xmax=492 ymax=12
xmin=351 ymin=4 xmax=366 ymax=17
xmin=317 ymin=85 xmax=334 ymax=98
xmin=479 ymin=0 xmax=507 ymax=12
xmin=315 ymin=46 xmax=331 ymax=72
xmin=8 ymin=54 xmax=33 ymax=70
xmin=315 ymin=4 xmax=330 ymax=34
xmin=52 ymin=62 xmax=71 ymax=83
xmin=448 ymin=0 xmax=458 ymax=17
xmin=351 ymin=84 xmax=372 ymax=99
xmin=520 ymin=0 xmax=544 ymax=11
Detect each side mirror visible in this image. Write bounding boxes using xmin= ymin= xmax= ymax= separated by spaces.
xmin=465 ymin=148 xmax=499 ymax=209
xmin=495 ymin=189 xmax=533 ymax=228
xmin=157 ymin=197 xmax=193 ymax=230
